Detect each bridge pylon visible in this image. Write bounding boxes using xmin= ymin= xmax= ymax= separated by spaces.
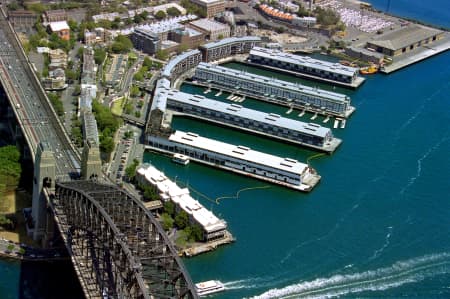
xmin=32 ymin=141 xmax=55 ymax=242
xmin=81 ymin=138 xmax=102 ymax=180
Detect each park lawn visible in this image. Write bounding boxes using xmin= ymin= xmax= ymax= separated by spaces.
xmin=111 ymin=97 xmax=125 ymax=116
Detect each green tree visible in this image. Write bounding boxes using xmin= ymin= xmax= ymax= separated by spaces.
xmin=7 ymin=2 xmax=19 ymax=11
xmin=47 ymin=92 xmax=64 ymax=116
xmin=155 ymin=49 xmax=168 ymax=61
xmin=100 ymin=136 xmax=114 ymax=154
xmin=161 ymin=213 xmax=174 ymax=231
xmin=190 ymin=224 xmax=203 ymax=241
xmin=133 ymin=71 xmax=144 ymax=82
xmin=140 ymin=11 xmax=149 ymax=20
xmin=26 ymin=3 xmax=48 ymax=14
xmin=130 ymin=85 xmax=140 ymax=97
xmin=65 ymin=69 xmax=77 ymax=83
xmin=111 ymin=35 xmax=133 ymax=54
xmin=77 ymin=46 xmax=84 ymax=58
xmin=125 ymin=159 xmax=139 ymax=180
xmin=164 ymin=201 xmax=175 ymax=217
xmin=94 ymin=47 xmax=106 ymax=65
xmin=73 ymin=84 xmax=81 ymax=96
xmin=68 ymin=19 xmax=78 ymax=32
xmin=143 ymin=57 xmax=153 ymax=68
xmin=175 ymin=210 xmax=189 ymax=229
xmin=154 ymin=10 xmax=167 ymax=20
xmin=166 ymin=7 xmax=181 ymax=17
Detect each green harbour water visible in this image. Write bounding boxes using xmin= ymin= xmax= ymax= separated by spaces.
xmin=1 ymin=1 xmax=449 ymax=297
xmin=145 ymin=51 xmax=450 ymax=298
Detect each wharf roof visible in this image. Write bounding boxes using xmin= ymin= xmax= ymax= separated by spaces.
xmin=169 ymin=131 xmax=308 ymax=175
xmin=164 ymin=88 xmax=331 ymax=138
xmin=162 ymin=49 xmax=201 ymax=78
xmin=250 ymin=47 xmax=358 ymax=77
xmin=137 ymin=164 xmax=227 ymax=232
xmin=200 ymin=36 xmax=261 ymax=50
xmin=190 ymin=18 xmax=229 ymax=32
xmin=196 ymin=62 xmax=349 ymax=103
xmin=150 ymin=79 xmax=171 ymax=112
xmin=367 ymin=24 xmax=443 ymax=51
xmin=49 ymin=21 xmax=70 ymax=32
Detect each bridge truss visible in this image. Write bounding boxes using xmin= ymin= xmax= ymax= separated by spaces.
xmin=52 ymin=180 xmax=197 ymax=299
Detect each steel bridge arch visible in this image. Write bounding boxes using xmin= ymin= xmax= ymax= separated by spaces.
xmin=53 ymin=180 xmax=198 ymax=299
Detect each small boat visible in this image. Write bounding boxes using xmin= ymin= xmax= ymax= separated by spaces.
xmin=359 ymin=65 xmax=378 ymax=75
xmin=172 ymin=153 xmax=189 ymax=165
xmin=195 ymin=280 xmax=225 ymax=297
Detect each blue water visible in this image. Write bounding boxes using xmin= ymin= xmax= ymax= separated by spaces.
xmin=1 ymin=1 xmax=449 ymax=298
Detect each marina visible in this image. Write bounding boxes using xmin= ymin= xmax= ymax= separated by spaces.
xmin=193 ymin=62 xmax=355 ymax=118
xmin=146 ymin=131 xmax=321 ymax=192
xmin=153 ymin=85 xmax=342 ymax=153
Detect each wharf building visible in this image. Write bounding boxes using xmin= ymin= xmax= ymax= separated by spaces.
xmin=189 ymin=18 xmax=230 ymax=42
xmin=199 ymin=36 xmax=262 ymax=62
xmin=366 ymin=24 xmax=445 ymax=58
xmin=248 ymin=47 xmax=365 ymax=88
xmin=189 ymin=0 xmax=225 ymax=18
xmin=194 ymin=62 xmax=354 ymax=117
xmin=161 ymin=50 xmax=202 ymax=85
xmin=146 ymin=130 xmax=321 ymax=192
xmin=136 ymin=164 xmax=229 ymax=242
xmin=162 ymin=88 xmax=341 ymax=152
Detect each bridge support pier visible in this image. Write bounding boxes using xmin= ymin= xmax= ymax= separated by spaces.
xmin=32 ymin=141 xmax=55 ymax=242
xmin=81 ymin=138 xmax=102 ymax=180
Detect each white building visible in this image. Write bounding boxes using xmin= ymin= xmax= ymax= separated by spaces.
xmin=136 ymin=164 xmax=228 ymax=241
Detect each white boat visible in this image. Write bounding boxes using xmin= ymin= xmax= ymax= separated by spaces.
xmin=195 ymin=280 xmax=225 ymax=297
xmin=172 ymin=153 xmax=190 ymax=165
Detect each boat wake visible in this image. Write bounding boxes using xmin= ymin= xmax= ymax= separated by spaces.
xmin=249 ymin=252 xmax=450 ymax=299
xmin=369 ymin=226 xmax=393 ymax=261
xmin=224 ymin=275 xmax=290 ymax=290
xmin=280 ymin=202 xmax=360 ymax=265
xmin=399 ymin=135 xmax=449 ymax=195
xmin=395 ymin=80 xmax=449 ymax=138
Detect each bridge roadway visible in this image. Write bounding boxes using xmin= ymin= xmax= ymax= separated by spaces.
xmin=0 ymin=6 xmax=197 ymax=298
xmin=0 ymin=7 xmax=80 ymax=179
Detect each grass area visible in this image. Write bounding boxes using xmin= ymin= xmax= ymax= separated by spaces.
xmin=111 ymin=97 xmax=125 ymax=116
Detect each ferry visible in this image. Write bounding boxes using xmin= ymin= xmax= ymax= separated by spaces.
xmin=172 ymin=153 xmax=190 ymax=165
xmin=195 ymin=280 xmax=225 ymax=296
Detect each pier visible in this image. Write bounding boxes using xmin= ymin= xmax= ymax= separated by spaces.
xmin=146 ymin=131 xmax=321 ymax=192
xmin=158 ymin=87 xmax=342 ymax=153
xmin=192 ymin=63 xmax=355 ymax=118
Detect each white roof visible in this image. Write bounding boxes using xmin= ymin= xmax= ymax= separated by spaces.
xmin=49 ymin=21 xmax=70 ymax=32
xmin=169 ymin=131 xmax=308 ymax=175
xmin=190 ymin=18 xmax=229 ymax=32
xmin=164 ymin=88 xmax=332 ymax=138
xmin=137 ymin=164 xmax=227 ymax=232
xmin=250 ymin=47 xmax=358 ymax=77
